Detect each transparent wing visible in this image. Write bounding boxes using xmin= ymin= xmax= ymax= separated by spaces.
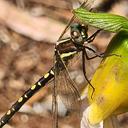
xmin=54 ymin=44 xmax=101 ymax=112
xmin=71 ymin=0 xmax=95 ymax=10
xmin=56 ymin=68 xmax=81 ymax=111
xmin=67 ymin=45 xmax=101 ymax=85
xmin=52 ymin=52 xmax=59 ymax=128
xmin=55 ymin=50 xmax=82 ymax=111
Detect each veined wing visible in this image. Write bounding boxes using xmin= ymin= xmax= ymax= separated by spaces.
xmin=55 ymin=50 xmax=81 ymax=111
xmin=71 ymin=0 xmax=95 ymax=10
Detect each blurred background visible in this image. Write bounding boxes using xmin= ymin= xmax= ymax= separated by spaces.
xmin=0 ymin=0 xmax=128 ymax=128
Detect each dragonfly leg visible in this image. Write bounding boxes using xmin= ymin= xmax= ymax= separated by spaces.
xmin=82 ymin=49 xmax=95 ymax=99
xmin=84 ymin=46 xmax=104 ymax=60
xmin=86 ymin=29 xmax=101 ymax=43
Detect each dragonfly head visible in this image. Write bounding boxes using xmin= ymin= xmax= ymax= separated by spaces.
xmin=70 ymin=23 xmax=88 ymax=46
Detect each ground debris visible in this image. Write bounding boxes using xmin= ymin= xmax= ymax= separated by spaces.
xmin=0 ymin=0 xmax=127 ymax=128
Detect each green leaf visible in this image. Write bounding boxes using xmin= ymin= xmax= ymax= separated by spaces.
xmin=73 ymin=8 xmax=128 ymax=33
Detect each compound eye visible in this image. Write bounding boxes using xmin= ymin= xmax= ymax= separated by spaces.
xmin=71 ymin=31 xmax=80 ymax=38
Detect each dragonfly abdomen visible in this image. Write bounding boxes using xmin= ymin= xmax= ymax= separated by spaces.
xmin=0 ymin=69 xmax=54 ymax=127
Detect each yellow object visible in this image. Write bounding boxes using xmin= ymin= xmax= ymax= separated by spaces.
xmin=82 ymin=30 xmax=128 ymax=127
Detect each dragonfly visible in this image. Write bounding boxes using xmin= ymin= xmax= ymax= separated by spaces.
xmin=0 ymin=22 xmax=101 ymax=128
xmin=0 ymin=3 xmax=102 ymax=128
